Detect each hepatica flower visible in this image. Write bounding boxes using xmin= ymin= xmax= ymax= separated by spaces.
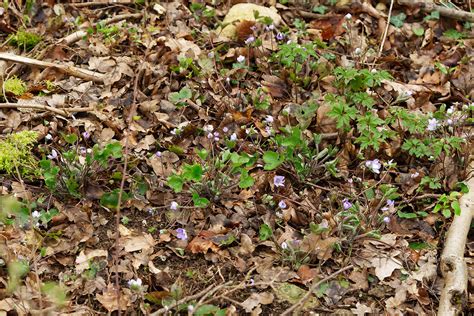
xmin=47 ymin=149 xmax=58 ymax=160
xmin=245 ymin=36 xmax=255 ymax=45
xmin=82 ymin=131 xmax=90 ymax=139
xmin=276 ymin=32 xmax=285 ymax=40
xmin=278 ymin=200 xmax=287 ymax=209
xmin=281 ymin=241 xmax=288 ymax=250
xmin=365 ymin=159 xmax=381 ymax=174
xmin=426 ymin=118 xmax=438 ymax=131
xmin=230 ymin=133 xmax=237 ymax=141
xmin=381 ymin=199 xmax=395 ymax=211
xmin=170 ymin=201 xmax=178 ymax=211
xmin=176 ymin=228 xmax=188 ymax=241
xmin=237 ymin=55 xmax=246 ymax=63
xmin=128 ymin=278 xmax=142 ymax=290
xmin=264 ymin=115 xmax=274 ymax=124
xmin=274 ymin=175 xmax=285 ymax=187
xmin=342 ymin=198 xmax=352 ymax=210
xmin=32 ymin=210 xmax=41 ymax=218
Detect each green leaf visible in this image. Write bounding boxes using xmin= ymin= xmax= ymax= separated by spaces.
xmin=167 ymin=174 xmax=184 ymax=193
xmin=409 ymin=242 xmax=431 ymax=250
xmin=413 ymin=27 xmax=424 ymax=36
xmin=239 ymin=170 xmax=254 ymax=189
xmin=100 ymin=189 xmax=129 ymax=209
xmin=442 ymin=208 xmax=451 ymax=218
xmin=259 ymin=223 xmax=272 ymax=241
xmin=196 ymin=148 xmax=209 ymax=160
xmin=457 ymin=182 xmax=469 ymax=194
xmin=179 ymin=86 xmax=192 ymax=99
xmin=390 ymin=13 xmax=406 ymax=28
xmin=192 ymin=192 xmax=210 ymax=208
xmin=194 ymin=304 xmax=225 ymax=316
xmin=182 ymin=164 xmax=203 ymax=182
xmin=451 ymin=200 xmax=461 ymax=216
xmin=263 ymin=151 xmax=283 ymax=170
xmin=312 ymin=5 xmax=327 ymax=14
xmin=61 ymin=133 xmax=78 ymax=145
xmin=397 ymin=210 xmax=418 ymax=219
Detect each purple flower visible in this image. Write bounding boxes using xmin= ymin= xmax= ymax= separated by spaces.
xmin=265 ymin=126 xmax=272 ymax=135
xmin=278 ymin=200 xmax=287 ymax=209
xmin=47 ymin=149 xmax=58 ymax=160
xmin=155 ymin=151 xmax=162 ymax=158
xmin=237 ymin=55 xmax=246 ymax=63
xmin=176 ymin=228 xmax=188 ymax=241
xmin=342 ymin=198 xmax=352 ymax=210
xmin=222 ymin=127 xmax=229 ymax=133
xmin=365 ymin=159 xmax=382 ymax=174
xmin=265 ymin=24 xmax=274 ymax=31
xmin=207 ymin=133 xmax=213 ymax=139
xmin=230 ymin=133 xmax=237 ymax=141
xmin=249 ymin=278 xmax=255 ymax=286
xmin=387 ymin=200 xmax=395 ymax=207
xmin=274 ymin=175 xmax=285 ymax=187
xmin=245 ymin=36 xmax=255 ymax=45
xmin=82 ymin=131 xmax=90 ymax=139
xmin=426 ymin=118 xmax=438 ymax=131
xmin=208 ymin=52 xmax=215 ymax=58
xmin=276 ymin=32 xmax=285 ymax=41
xmin=446 ymin=119 xmax=453 ymax=125
xmin=383 ymin=216 xmax=390 ymax=223
xmin=264 ymin=115 xmax=274 ymax=124
xmin=170 ymin=201 xmax=178 ymax=210
xmin=213 ymin=132 xmax=220 ymax=141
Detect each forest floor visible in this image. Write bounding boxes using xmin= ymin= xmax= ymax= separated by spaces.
xmin=0 ymin=1 xmax=473 ymax=315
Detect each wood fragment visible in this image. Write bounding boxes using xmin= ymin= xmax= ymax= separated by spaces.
xmin=398 ymin=0 xmax=474 ymax=22
xmin=438 ymin=161 xmax=474 ymax=315
xmin=0 ymin=53 xmax=106 ymax=83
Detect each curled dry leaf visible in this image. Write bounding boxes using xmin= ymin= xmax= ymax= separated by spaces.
xmin=96 ymin=284 xmax=131 ymax=312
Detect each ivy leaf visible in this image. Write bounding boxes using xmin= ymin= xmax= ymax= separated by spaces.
xmin=192 ymin=192 xmax=210 ymax=208
xmin=451 ymin=200 xmax=461 ymax=216
xmin=182 ymin=164 xmax=203 ymax=182
xmin=167 ymin=174 xmax=184 ymax=193
xmin=239 ymin=170 xmax=254 ymax=189
xmin=390 ymin=13 xmax=406 ymax=28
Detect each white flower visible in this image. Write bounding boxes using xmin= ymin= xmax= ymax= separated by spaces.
xmin=281 ymin=242 xmax=288 ymax=249
xmin=447 ymin=107 xmax=454 ymax=114
xmin=354 ymin=47 xmax=362 ymax=55
xmin=237 ymin=55 xmax=246 ymax=63
xmin=245 ymin=36 xmax=255 ymax=45
xmin=264 ymin=115 xmax=274 ymax=124
xmin=32 ymin=211 xmax=41 ymax=218
xmin=345 ymin=13 xmax=352 ymax=20
xmin=371 ymin=69 xmax=377 ymax=73
xmin=446 ymin=119 xmax=453 ymax=125
xmin=278 ymin=200 xmax=287 ymax=209
xmin=365 ymin=159 xmax=382 ymax=174
xmin=230 ymin=133 xmax=237 ymax=141
xmin=426 ymin=118 xmax=438 ymax=131
xmin=47 ymin=149 xmax=58 ymax=160
xmin=128 ymin=278 xmax=142 ymax=289
xmin=203 ymin=125 xmax=214 ymax=133
xmin=45 ymin=134 xmax=52 ymax=141
xmin=222 ymin=127 xmax=229 ymax=133
xmin=411 ymin=171 xmax=420 ymax=178
xmin=170 ymin=201 xmax=178 ymax=210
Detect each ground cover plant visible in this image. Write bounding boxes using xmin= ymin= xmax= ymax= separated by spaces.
xmin=0 ymin=0 xmax=473 ymax=314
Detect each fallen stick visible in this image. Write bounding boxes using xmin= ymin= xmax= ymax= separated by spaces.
xmin=281 ymin=265 xmax=354 ymax=315
xmin=67 ymin=0 xmax=135 ymax=7
xmin=0 ymin=103 xmax=93 ymax=116
xmin=61 ymin=13 xmax=143 ymax=45
xmin=438 ymin=161 xmax=474 ymax=315
xmin=0 ymin=52 xmax=105 ymax=83
xmin=398 ymin=0 xmax=474 ymax=22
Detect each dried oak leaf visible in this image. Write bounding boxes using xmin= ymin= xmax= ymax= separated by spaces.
xmin=187 ymin=231 xmax=220 ymax=254
xmin=96 ymin=284 xmax=131 ymax=312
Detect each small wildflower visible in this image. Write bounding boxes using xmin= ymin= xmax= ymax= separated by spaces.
xmin=32 ymin=210 xmax=41 ymax=218
xmin=170 ymin=128 xmax=178 ymax=135
xmin=276 ymin=32 xmax=284 ymax=40
xmin=286 ymin=39 xmax=292 ymax=44
xmin=278 ymin=200 xmax=287 ymax=209
xmin=203 ymin=125 xmax=214 ymax=133
xmin=82 ymin=131 xmax=90 ymax=139
xmin=155 ymin=151 xmax=162 ymax=158
xmin=226 ymin=77 xmax=230 ymax=83
xmin=222 ymin=126 xmax=229 ymax=133
xmin=207 ymin=133 xmax=213 ymax=139
xmin=264 ymin=115 xmax=274 ymax=124
xmin=265 ymin=24 xmax=274 ymax=31
xmin=320 ymin=219 xmax=329 ymax=229
xmin=265 ymin=126 xmax=273 ymax=135
xmin=273 ymin=175 xmax=285 ymax=187
xmin=354 ymin=47 xmax=362 ymax=55
xmin=281 ymin=242 xmax=288 ymax=250
xmin=47 ymin=149 xmax=58 ymax=160
xmin=45 ymin=134 xmax=52 ymax=141
xmin=371 ymin=68 xmax=377 ymax=73
xmin=365 ymin=159 xmax=382 ymax=174
xmin=245 ymin=36 xmax=255 ymax=45
xmin=345 ymin=13 xmax=352 ymax=20
xmin=446 ymin=119 xmax=453 ymax=125
xmin=79 ymin=147 xmax=87 ymax=155
xmin=187 ymin=305 xmax=195 ymax=313
xmin=426 ymin=118 xmax=438 ymax=131
xmin=230 ymin=133 xmax=237 ymax=141
xmin=411 ymin=171 xmax=420 ymax=178
xmin=237 ymin=55 xmax=246 ymax=63
xmin=447 ymin=106 xmax=454 ymax=115
xmin=342 ymin=198 xmax=352 ymax=210
xmin=170 ymin=201 xmax=178 ymax=210
xmin=208 ymin=52 xmax=214 ymax=58
xmin=387 ymin=200 xmax=395 ymax=207
xmin=383 ymin=216 xmax=390 ymax=223
xmin=128 ymin=278 xmax=142 ymax=289
xmin=176 ymin=228 xmax=188 ymax=241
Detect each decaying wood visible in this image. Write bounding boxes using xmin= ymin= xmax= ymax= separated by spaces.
xmin=398 ymin=0 xmax=474 ymax=22
xmin=0 ymin=53 xmax=106 ymax=83
xmin=0 ymin=103 xmax=94 ymax=116
xmin=438 ymin=161 xmax=474 ymax=315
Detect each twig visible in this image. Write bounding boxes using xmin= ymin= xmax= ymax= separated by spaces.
xmin=149 ymin=282 xmax=232 ymax=316
xmin=0 ymin=53 xmax=106 ymax=83
xmin=281 ymin=265 xmax=353 ymax=316
xmin=378 ymin=0 xmax=394 ymax=58
xmin=67 ymin=0 xmax=134 ymax=7
xmin=0 ymin=103 xmax=93 ymax=116
xmin=398 ymin=0 xmax=474 ymax=22
xmin=438 ymin=161 xmax=474 ymax=315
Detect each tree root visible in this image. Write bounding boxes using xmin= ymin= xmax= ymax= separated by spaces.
xmin=438 ymin=161 xmax=474 ymax=315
